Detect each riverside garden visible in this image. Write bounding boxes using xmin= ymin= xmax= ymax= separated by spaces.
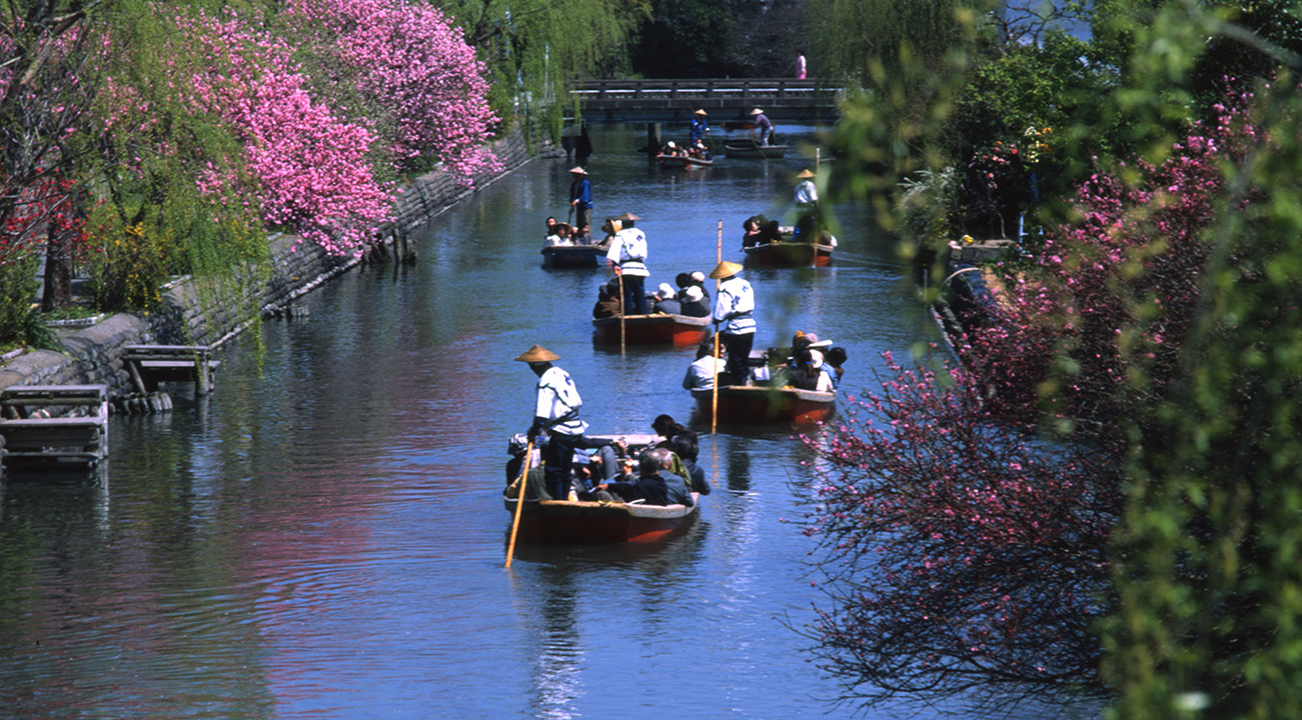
xmin=2 ymin=0 xmax=1302 ymax=718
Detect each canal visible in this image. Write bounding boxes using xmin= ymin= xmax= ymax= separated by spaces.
xmin=0 ymin=124 xmax=1023 ymax=719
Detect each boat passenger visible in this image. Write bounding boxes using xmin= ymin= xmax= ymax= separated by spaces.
xmin=594 ymin=448 xmax=694 ymax=507
xmin=575 ymin=221 xmax=591 ymax=244
xmin=710 ymin=261 xmax=757 ymax=386
xmin=606 ymin=212 xmax=650 ymax=315
xmin=669 ymin=434 xmax=712 ymax=495
xmin=544 ymin=216 xmax=557 ymax=240
xmin=682 ymin=341 xmax=726 ymax=391
xmin=678 ymin=285 xmax=710 ymax=317
xmin=652 ymin=283 xmax=682 ymax=315
xmin=599 ymin=217 xmax=621 ymax=246
xmin=689 ymin=140 xmax=711 ymax=160
xmin=824 ymin=346 xmax=847 ymax=388
xmin=544 ymin=222 xmax=574 ymax=247
xmin=592 ymin=279 xmax=622 ymax=319
xmin=505 ymin=433 xmax=549 ymax=500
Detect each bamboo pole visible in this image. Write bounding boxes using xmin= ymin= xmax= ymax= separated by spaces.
xmin=618 ymin=272 xmax=626 ymax=355
xmin=712 ymin=220 xmax=722 ymax=434
xmin=504 ymin=441 xmax=535 ymax=568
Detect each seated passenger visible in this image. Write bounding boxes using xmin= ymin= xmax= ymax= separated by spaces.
xmin=592 ymin=279 xmax=623 ymax=318
xmin=653 ymin=283 xmax=682 ymax=315
xmin=678 ymin=285 xmax=709 ymax=317
xmin=682 ymin=341 xmax=726 ymax=390
xmin=505 ymin=433 xmax=549 ymax=500
xmin=669 ymin=434 xmax=711 ymax=495
xmin=594 ymin=448 xmax=694 ymax=506
xmin=824 ymin=346 xmax=847 ymax=388
xmin=741 ymin=216 xmax=766 ymax=248
xmin=544 ymin=222 xmax=574 ymax=247
xmin=544 ymin=216 xmax=557 ymax=240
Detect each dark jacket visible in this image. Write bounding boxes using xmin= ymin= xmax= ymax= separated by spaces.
xmin=605 ymin=471 xmax=694 ymax=506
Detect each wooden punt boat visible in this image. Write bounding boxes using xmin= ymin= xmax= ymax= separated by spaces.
xmin=503 ymin=494 xmax=699 ymax=543
xmin=592 ymin=313 xmax=710 ymax=346
xmin=742 ymin=240 xmax=835 ymax=268
xmin=657 ymin=153 xmax=713 ymax=168
xmin=691 ymin=385 xmax=836 ymax=426
xmin=723 ymin=140 xmax=788 ymax=159
xmin=541 ymin=241 xmax=609 ymax=268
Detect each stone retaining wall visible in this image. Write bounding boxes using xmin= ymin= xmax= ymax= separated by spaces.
xmin=0 ymin=121 xmax=559 ymax=403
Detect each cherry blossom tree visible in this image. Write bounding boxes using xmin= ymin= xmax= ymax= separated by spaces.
xmin=280 ymin=0 xmax=500 ymax=178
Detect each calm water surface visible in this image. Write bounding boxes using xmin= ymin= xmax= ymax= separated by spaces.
xmin=0 ymin=125 xmax=1067 ymax=719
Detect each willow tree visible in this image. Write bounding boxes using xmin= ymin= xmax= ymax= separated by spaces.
xmin=441 ymin=0 xmax=649 ymax=136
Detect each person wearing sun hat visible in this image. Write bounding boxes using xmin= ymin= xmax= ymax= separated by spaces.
xmin=568 ymin=166 xmax=593 ymax=241
xmin=516 ymin=344 xmax=589 ymax=501
xmin=690 ymin=109 xmax=710 ymax=145
xmin=605 ymin=212 xmax=650 ymax=314
xmin=750 ymin=108 xmax=775 ymax=146
xmin=709 ymin=260 xmax=756 ymax=385
xmin=793 ymin=168 xmax=819 ymax=240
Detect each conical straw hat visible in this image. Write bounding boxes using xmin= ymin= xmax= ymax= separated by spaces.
xmin=515 ymin=345 xmax=560 ymax=362
xmin=709 ymin=261 xmax=744 ymax=279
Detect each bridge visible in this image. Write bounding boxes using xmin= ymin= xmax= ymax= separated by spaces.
xmin=571 ymin=78 xmax=842 ymax=124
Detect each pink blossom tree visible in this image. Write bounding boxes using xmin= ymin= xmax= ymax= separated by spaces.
xmin=279 ymin=0 xmax=500 ymax=178
xmin=800 ymin=93 xmax=1264 ymax=710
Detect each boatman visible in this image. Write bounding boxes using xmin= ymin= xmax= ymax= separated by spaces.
xmin=517 ymin=344 xmax=590 ymax=502
xmin=690 ymin=109 xmax=710 ymax=145
xmin=793 ymin=168 xmax=818 ymax=240
xmin=710 ymin=261 xmax=756 ymax=385
xmin=606 ymin=212 xmax=650 ymax=315
xmin=568 ymin=167 xmax=593 ymax=242
xmin=751 ymin=108 xmax=775 ymax=146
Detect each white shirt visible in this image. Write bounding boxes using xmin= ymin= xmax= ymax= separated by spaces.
xmin=605 ymin=227 xmax=649 ymax=277
xmin=794 ymin=180 xmax=817 ymax=206
xmin=682 ymin=354 xmax=727 ymax=390
xmin=535 ymin=366 xmax=587 ymax=436
xmin=713 ymin=276 xmax=756 ymax=335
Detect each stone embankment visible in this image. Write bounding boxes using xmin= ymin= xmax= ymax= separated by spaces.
xmin=0 ymin=122 xmax=561 ymax=405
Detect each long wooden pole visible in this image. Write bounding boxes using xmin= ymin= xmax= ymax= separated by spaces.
xmin=712 ymin=220 xmax=722 ymax=434
xmin=505 ymin=441 xmax=535 ymax=568
xmin=617 ymin=271 xmax=626 ymax=355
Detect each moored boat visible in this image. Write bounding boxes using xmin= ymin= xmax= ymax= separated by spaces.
xmin=541 ymin=241 xmax=610 ymax=268
xmin=723 ymin=139 xmax=788 ymax=159
xmin=691 ymin=385 xmax=835 ymax=426
xmin=592 ymin=313 xmax=710 ymax=346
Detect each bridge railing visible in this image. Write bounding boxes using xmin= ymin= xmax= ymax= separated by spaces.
xmin=571 ymin=78 xmax=835 ymax=101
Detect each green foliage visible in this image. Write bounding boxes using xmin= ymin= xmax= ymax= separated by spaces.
xmin=0 ymin=254 xmax=39 ymax=345
xmin=806 ymin=0 xmax=988 ymax=85
xmin=631 ymin=0 xmax=745 ymax=77
xmin=79 ymin=0 xmax=269 ymax=313
xmin=444 ymin=0 xmax=649 ymax=132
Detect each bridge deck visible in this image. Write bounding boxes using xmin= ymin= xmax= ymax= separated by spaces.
xmin=573 ymin=78 xmax=842 ymax=123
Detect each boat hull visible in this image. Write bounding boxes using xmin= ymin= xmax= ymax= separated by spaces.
xmin=592 ymin=314 xmax=710 ymax=346
xmin=724 ymin=141 xmax=788 ymax=159
xmin=742 ymin=241 xmax=834 ymax=268
xmin=503 ymin=496 xmax=699 ymax=543
xmin=657 ymin=154 xmax=713 ymax=168
xmin=691 ymin=385 xmax=835 ymax=426
xmin=541 ymin=243 xmax=607 ymax=268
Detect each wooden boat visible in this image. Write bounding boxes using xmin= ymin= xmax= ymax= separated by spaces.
xmin=691 ymin=385 xmax=836 ymax=426
xmin=723 ymin=139 xmax=788 ymax=159
xmin=503 ymin=494 xmax=699 ymax=543
xmin=743 ymin=240 xmax=835 ymax=268
xmin=657 ymin=153 xmax=713 ymax=168
xmin=541 ymin=241 xmax=609 ymax=268
xmin=592 ymin=313 xmax=710 ymax=346
xmin=503 ymin=432 xmax=700 ymax=544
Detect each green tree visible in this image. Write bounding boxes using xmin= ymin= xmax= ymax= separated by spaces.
xmin=442 ymin=0 xmax=648 ymax=134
